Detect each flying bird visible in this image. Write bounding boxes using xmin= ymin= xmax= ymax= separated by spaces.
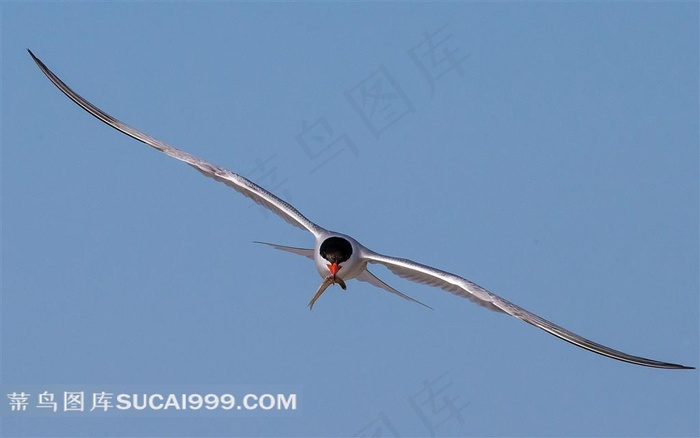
xmin=28 ymin=50 xmax=693 ymax=370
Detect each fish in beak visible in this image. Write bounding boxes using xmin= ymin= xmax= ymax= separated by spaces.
xmin=307 ymin=263 xmax=347 ymax=310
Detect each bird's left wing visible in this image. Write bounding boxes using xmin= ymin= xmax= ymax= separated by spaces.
xmin=28 ymin=50 xmax=324 ymax=237
xmin=363 ymin=250 xmax=693 ymax=369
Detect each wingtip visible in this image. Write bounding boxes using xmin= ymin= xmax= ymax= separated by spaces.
xmin=661 ymin=363 xmax=694 ymax=370
xmin=408 ymin=295 xmax=433 ymax=310
xmin=27 ymin=49 xmax=45 ymax=70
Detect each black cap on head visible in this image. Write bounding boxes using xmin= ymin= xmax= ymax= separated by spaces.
xmin=320 ymin=237 xmax=353 ymax=264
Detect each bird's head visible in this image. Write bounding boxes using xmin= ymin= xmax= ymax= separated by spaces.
xmin=319 ymin=236 xmax=353 ymax=287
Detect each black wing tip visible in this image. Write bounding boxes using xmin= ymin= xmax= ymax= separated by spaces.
xmin=607 ymin=354 xmax=694 ymax=370
xmin=27 ymin=49 xmax=47 ymax=70
xmin=642 ymin=360 xmax=694 ymax=370
xmin=419 ymin=301 xmax=435 ymax=311
xmin=27 ymin=48 xmax=40 ymax=62
xmin=670 ymin=364 xmax=695 ymax=370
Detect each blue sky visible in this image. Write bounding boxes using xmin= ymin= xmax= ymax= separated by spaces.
xmin=2 ymin=3 xmax=698 ymax=437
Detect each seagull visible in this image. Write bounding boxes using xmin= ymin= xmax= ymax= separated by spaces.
xmin=28 ymin=50 xmax=694 ymax=370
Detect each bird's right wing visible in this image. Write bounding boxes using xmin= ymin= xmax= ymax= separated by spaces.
xmin=28 ymin=50 xmax=324 ymax=237
xmin=363 ymin=250 xmax=693 ymax=370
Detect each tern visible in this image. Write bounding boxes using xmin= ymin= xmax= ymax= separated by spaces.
xmin=28 ymin=50 xmax=693 ymax=370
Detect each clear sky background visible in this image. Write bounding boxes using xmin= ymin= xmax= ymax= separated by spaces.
xmin=2 ymin=3 xmax=698 ymax=437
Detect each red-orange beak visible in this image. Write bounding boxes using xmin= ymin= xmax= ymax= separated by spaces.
xmin=327 ymin=262 xmax=341 ymax=278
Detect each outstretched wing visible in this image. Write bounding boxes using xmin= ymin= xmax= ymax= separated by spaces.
xmin=28 ymin=50 xmax=324 ymax=237
xmin=363 ymin=250 xmax=693 ymax=370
